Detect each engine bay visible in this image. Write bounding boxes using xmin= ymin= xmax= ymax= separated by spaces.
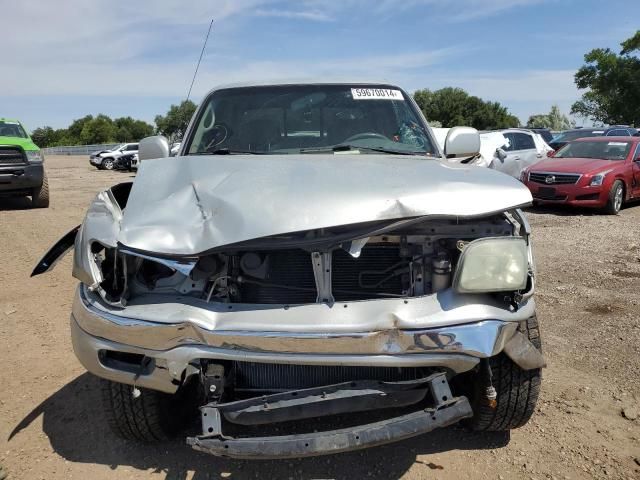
xmin=95 ymin=215 xmax=517 ymax=306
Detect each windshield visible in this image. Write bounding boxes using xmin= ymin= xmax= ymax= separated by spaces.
xmin=551 ymin=130 xmax=603 ymax=143
xmin=187 ymin=85 xmax=436 ymax=156
xmin=555 ymin=140 xmax=631 ymax=160
xmin=0 ymin=121 xmax=28 ymax=138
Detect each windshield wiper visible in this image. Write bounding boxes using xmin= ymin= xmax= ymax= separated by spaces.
xmin=193 ymin=148 xmax=266 ymax=155
xmin=300 ymin=144 xmax=425 ymax=156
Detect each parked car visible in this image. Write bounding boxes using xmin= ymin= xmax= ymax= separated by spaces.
xmin=33 ymin=82 xmax=544 ymax=459
xmin=89 ymin=143 xmax=138 ymax=170
xmin=522 ymin=136 xmax=640 ymax=214
xmin=0 ymin=118 xmax=49 ymax=208
xmin=528 ymin=128 xmax=554 ymax=144
xmin=548 ymin=126 xmax=636 ymax=151
xmin=115 ymin=152 xmax=137 ymax=171
xmin=492 ymin=128 xmax=553 ymax=178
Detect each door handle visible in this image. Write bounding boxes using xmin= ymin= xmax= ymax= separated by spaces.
xmin=513 ymin=156 xmax=520 ymax=160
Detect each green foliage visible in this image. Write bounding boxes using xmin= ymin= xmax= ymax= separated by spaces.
xmin=113 ymin=116 xmax=155 ymax=142
xmin=154 ymin=100 xmax=197 ymax=141
xmin=30 ymin=126 xmax=61 ymax=148
xmin=571 ymin=30 xmax=640 ymax=125
xmin=80 ymin=114 xmax=117 ymax=144
xmin=526 ymin=105 xmax=574 ymax=130
xmin=413 ymin=87 xmax=520 ymax=130
xmin=31 ymin=114 xmax=154 ymax=147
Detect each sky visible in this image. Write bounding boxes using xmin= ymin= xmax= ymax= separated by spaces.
xmin=2 ymin=0 xmax=639 ymax=131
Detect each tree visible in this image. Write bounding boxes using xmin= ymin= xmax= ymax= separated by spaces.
xmin=31 ymin=113 xmax=155 ymax=146
xmin=571 ymin=30 xmax=640 ymax=125
xmin=113 ymin=116 xmax=154 ymax=142
xmin=80 ymin=114 xmax=117 ymax=144
xmin=413 ymin=87 xmax=519 ymax=130
xmin=154 ymin=100 xmax=197 ymax=141
xmin=526 ymin=105 xmax=574 ymax=130
xmin=66 ymin=115 xmax=94 ymax=141
xmin=30 ymin=126 xmax=60 ymax=148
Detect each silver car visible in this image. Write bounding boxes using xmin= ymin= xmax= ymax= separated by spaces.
xmin=33 ymin=82 xmax=544 ymax=459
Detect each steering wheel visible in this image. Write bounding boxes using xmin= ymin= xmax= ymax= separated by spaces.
xmin=204 ymin=124 xmax=230 ymax=150
xmin=343 ymin=132 xmax=389 ymax=143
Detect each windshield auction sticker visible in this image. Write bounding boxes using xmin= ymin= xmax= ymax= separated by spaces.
xmin=351 ymin=88 xmax=404 ymax=100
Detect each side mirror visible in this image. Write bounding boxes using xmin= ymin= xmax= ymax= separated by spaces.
xmin=444 ymin=126 xmax=481 ymax=158
xmin=547 ymin=150 xmax=555 ymax=158
xmin=496 ymin=148 xmax=507 ymax=161
xmin=138 ymin=135 xmax=170 ymax=161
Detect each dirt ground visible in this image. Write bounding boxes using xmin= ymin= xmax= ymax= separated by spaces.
xmin=1 ymin=155 xmax=639 ymax=480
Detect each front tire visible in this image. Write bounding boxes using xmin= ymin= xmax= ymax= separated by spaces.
xmin=102 ymin=157 xmax=115 ymax=170
xmin=470 ymin=316 xmax=542 ymax=431
xmin=31 ymin=173 xmax=50 ymax=208
xmin=604 ymin=180 xmax=624 ymax=215
xmin=101 ymin=378 xmax=199 ymax=443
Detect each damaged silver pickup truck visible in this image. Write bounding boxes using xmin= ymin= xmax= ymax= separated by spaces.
xmin=33 ymin=82 xmax=544 ymax=459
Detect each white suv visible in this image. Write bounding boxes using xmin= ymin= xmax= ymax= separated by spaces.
xmin=89 ymin=143 xmax=139 ymax=170
xmin=493 ymin=129 xmax=553 ymax=178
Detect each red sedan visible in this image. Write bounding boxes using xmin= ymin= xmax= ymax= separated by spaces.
xmin=522 ymin=136 xmax=640 ymax=214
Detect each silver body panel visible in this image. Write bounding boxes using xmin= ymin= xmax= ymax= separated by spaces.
xmin=119 ymin=154 xmax=532 ymax=256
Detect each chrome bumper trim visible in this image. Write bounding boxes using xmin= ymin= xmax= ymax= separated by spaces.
xmin=70 ymin=316 xmax=481 ymax=393
xmin=73 ymin=285 xmax=533 ymax=355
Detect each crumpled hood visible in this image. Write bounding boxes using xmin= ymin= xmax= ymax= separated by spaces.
xmin=118 ymin=154 xmax=532 ymax=256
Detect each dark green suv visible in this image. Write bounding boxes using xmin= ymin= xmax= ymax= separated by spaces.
xmin=0 ymin=118 xmax=49 ymax=208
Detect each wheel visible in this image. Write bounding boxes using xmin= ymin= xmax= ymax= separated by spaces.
xmin=102 ymin=157 xmax=115 ymax=170
xmin=31 ymin=173 xmax=50 ymax=208
xmin=100 ymin=378 xmax=199 ymax=442
xmin=469 ymin=315 xmax=542 ymax=431
xmin=604 ymin=180 xmax=624 ymax=215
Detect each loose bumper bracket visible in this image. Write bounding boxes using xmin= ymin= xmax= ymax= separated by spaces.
xmin=187 ymin=372 xmax=473 ymax=459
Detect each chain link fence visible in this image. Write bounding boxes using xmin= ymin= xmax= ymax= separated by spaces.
xmin=42 ymin=143 xmax=121 ymax=155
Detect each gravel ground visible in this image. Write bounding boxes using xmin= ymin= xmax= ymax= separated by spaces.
xmin=0 ymin=155 xmax=639 ymax=480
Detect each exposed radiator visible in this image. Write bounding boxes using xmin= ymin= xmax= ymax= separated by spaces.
xmin=237 ymin=245 xmax=405 ymax=304
xmin=230 ymin=362 xmax=433 ymax=391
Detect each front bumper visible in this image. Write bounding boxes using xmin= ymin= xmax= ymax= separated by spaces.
xmin=71 ymin=286 xmax=543 ymax=393
xmin=526 ymin=182 xmax=607 ymax=207
xmin=0 ymin=163 xmax=44 ymax=195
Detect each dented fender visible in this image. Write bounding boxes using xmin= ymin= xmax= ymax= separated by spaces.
xmin=32 ymin=183 xmax=131 ymax=286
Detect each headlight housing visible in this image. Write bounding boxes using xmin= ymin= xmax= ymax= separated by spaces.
xmin=453 ymin=237 xmax=529 ymax=293
xmin=589 ymin=170 xmax=611 ymax=186
xmin=26 ymin=150 xmax=43 ymax=163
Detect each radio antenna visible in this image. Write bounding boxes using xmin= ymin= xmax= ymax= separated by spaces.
xmin=186 ymin=19 xmax=213 ymax=103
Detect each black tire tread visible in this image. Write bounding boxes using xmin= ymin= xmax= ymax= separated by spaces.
xmin=31 ymin=173 xmax=50 ymax=208
xmin=471 ymin=315 xmax=542 ymax=431
xmin=100 ymin=379 xmax=172 ymax=442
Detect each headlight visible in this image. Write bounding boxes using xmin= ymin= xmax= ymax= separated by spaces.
xmin=520 ymin=170 xmax=529 ymax=182
xmin=26 ymin=150 xmax=43 ymax=163
xmin=453 ymin=237 xmax=528 ymax=293
xmin=589 ymin=170 xmax=611 ymax=186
